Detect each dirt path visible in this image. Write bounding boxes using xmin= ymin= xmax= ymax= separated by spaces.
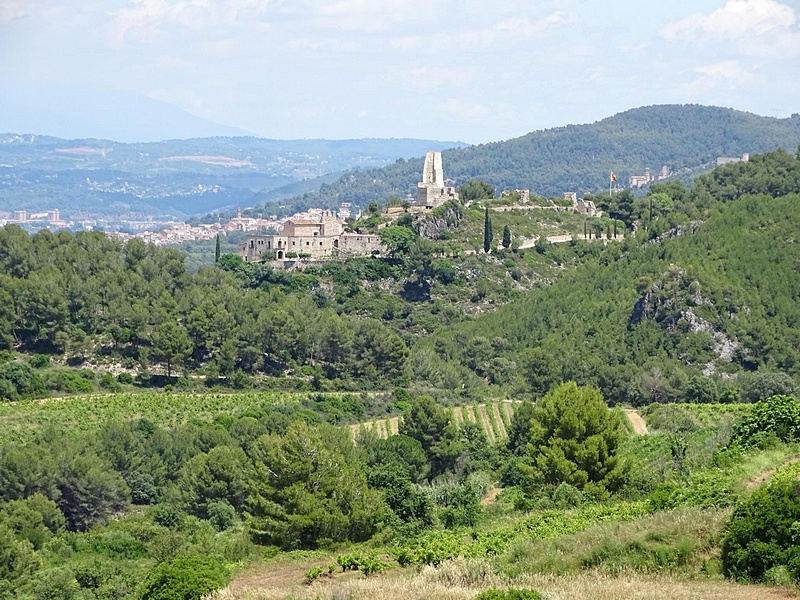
xmin=623 ymin=408 xmax=648 ymax=435
xmin=481 ymin=486 xmax=503 ymax=505
xmin=747 ymin=457 xmax=800 ymax=489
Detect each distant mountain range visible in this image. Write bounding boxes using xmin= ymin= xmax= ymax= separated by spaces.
xmin=0 ymin=135 xmax=466 ymax=217
xmin=0 ymin=87 xmax=254 ymax=142
xmin=249 ymin=105 xmax=800 ymax=215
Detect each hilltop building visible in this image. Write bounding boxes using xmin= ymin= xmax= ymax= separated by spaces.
xmin=239 ymin=209 xmax=383 ymax=263
xmin=501 ymin=189 xmax=530 ymax=203
xmin=629 ymin=165 xmax=671 ymax=188
xmin=564 ymin=192 xmax=601 ymax=217
xmin=716 ymin=153 xmax=749 ymax=166
xmin=415 ymin=151 xmax=459 ymax=208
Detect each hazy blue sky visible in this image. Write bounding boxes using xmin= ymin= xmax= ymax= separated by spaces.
xmin=2 ymin=0 xmax=799 ymax=142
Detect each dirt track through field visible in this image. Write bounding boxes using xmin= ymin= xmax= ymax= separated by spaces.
xmin=623 ymin=408 xmax=648 ymax=435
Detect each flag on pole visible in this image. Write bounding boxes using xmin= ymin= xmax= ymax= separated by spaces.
xmin=610 ymin=171 xmax=617 ymax=182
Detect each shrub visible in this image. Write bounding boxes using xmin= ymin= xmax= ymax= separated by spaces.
xmin=138 ymin=555 xmax=231 ymax=600
xmin=99 ymin=372 xmax=122 ymax=392
xmin=730 ymin=395 xmax=800 ymax=448
xmin=359 ymin=553 xmax=391 ymax=576
xmin=304 ymin=566 xmax=323 ymax=584
xmin=152 ymin=504 xmax=185 ymax=530
xmin=29 ymin=354 xmax=51 ymax=369
xmin=207 ymin=500 xmax=237 ymax=531
xmin=30 ymin=566 xmax=80 ymax=600
xmin=722 ymin=463 xmax=800 ymax=582
xmin=552 ymin=483 xmax=583 ymax=509
xmin=126 ymin=470 xmax=158 ymax=505
xmin=117 ymin=372 xmax=134 ymax=384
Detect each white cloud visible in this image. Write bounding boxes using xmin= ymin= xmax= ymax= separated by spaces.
xmin=107 ymin=0 xmax=278 ymax=45
xmin=588 ymin=65 xmax=605 ymax=82
xmin=458 ymin=11 xmax=576 ymax=45
xmin=661 ymin=0 xmax=795 ymax=40
xmin=315 ymin=0 xmax=432 ymax=32
xmin=494 ymin=11 xmax=577 ymax=40
xmin=694 ymin=60 xmax=758 ymax=83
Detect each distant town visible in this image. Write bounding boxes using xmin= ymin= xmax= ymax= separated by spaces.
xmin=0 ymin=152 xmax=750 ymax=249
xmin=0 ymin=204 xmax=355 ymax=247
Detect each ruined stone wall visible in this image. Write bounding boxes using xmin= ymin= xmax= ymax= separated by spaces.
xmin=337 ymin=233 xmax=384 ymax=257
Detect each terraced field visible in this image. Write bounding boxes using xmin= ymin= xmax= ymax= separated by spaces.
xmin=352 ymin=401 xmax=519 ymax=441
xmin=351 ymin=402 xmax=648 ymax=442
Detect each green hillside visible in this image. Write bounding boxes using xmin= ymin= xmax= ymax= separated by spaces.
xmin=4 ymin=147 xmax=800 ymax=599
xmin=249 ymin=105 xmax=800 ymax=214
xmin=412 ymin=148 xmax=800 ymax=404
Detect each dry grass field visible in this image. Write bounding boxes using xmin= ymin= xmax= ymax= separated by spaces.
xmin=216 ymin=561 xmax=798 ymax=600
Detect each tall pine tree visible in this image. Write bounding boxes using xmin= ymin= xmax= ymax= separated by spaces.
xmin=215 ymin=234 xmax=221 ymax=263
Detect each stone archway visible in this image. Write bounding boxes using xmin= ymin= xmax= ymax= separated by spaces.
xmin=277 ymin=250 xmax=284 ymax=259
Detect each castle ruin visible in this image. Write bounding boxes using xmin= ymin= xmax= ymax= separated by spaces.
xmin=239 ymin=209 xmax=383 ymax=263
xmin=415 ymin=151 xmax=459 ymax=208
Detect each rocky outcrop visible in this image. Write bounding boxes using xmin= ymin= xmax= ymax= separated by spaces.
xmin=629 ymin=264 xmax=739 ymax=372
xmin=645 ymin=221 xmax=703 ymax=246
xmin=414 ymin=201 xmax=463 ymax=240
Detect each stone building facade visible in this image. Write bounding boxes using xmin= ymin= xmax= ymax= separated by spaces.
xmin=239 ymin=210 xmax=383 ymax=262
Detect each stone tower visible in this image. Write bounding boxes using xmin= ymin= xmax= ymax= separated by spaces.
xmin=415 ymin=151 xmax=458 ymax=208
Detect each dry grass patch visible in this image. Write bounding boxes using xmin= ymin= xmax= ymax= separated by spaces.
xmin=215 ymin=564 xmax=798 ymax=600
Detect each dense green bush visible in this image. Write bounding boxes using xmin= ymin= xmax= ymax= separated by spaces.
xmin=722 ymin=463 xmax=800 ymax=583
xmin=138 ymin=555 xmax=230 ymax=600
xmin=730 ymin=395 xmax=800 ymax=448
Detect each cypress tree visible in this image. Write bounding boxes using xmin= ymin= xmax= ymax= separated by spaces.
xmin=483 ymin=208 xmax=493 ymax=253
xmin=215 ymin=234 xmax=221 ymax=263
xmin=502 ymin=225 xmax=511 ymax=248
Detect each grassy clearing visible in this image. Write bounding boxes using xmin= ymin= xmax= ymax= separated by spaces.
xmin=499 ymin=507 xmax=727 ymax=578
xmin=216 ymin=563 xmax=798 ymax=600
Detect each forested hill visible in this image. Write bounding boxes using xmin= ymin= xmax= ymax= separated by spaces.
xmin=411 ymin=148 xmax=800 ymax=405
xmin=251 ymin=105 xmax=800 ymax=214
